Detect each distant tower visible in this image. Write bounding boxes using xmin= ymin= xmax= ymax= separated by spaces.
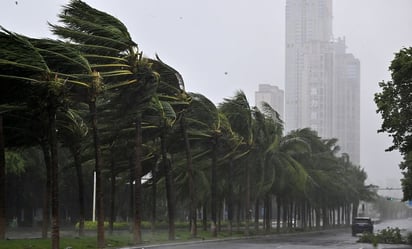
xmin=333 ymin=37 xmax=360 ymax=164
xmin=285 ymin=0 xmax=360 ymax=165
xmin=285 ymin=0 xmax=333 ymax=136
xmin=255 ymin=84 xmax=284 ymax=121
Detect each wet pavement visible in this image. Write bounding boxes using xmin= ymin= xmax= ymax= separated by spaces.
xmin=124 ymin=219 xmax=412 ymax=249
xmin=4 ymin=219 xmax=412 ymax=249
xmin=127 ymin=229 xmax=412 ymax=249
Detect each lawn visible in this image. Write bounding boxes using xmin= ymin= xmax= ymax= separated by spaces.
xmin=0 ymin=229 xmax=241 ymax=249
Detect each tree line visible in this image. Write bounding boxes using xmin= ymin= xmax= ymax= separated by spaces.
xmin=374 ymin=47 xmax=412 ymax=202
xmin=0 ymin=1 xmax=375 ymax=248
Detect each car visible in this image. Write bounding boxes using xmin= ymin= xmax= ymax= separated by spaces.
xmin=352 ymin=217 xmax=374 ymax=236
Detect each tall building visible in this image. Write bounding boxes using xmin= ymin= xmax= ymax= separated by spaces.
xmin=333 ymin=37 xmax=360 ymax=164
xmin=285 ymin=0 xmax=360 ymax=164
xmin=255 ymin=84 xmax=284 ymax=120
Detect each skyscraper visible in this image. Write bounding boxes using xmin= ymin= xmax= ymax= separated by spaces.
xmin=285 ymin=0 xmax=360 ymax=164
xmin=333 ymin=37 xmax=360 ymax=164
xmin=255 ymin=84 xmax=284 ymax=121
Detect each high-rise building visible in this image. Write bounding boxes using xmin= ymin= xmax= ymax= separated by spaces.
xmin=285 ymin=0 xmax=360 ymax=164
xmin=255 ymin=84 xmax=284 ymax=121
xmin=333 ymin=37 xmax=360 ymax=164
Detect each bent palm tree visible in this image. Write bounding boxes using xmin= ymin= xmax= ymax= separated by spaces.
xmin=219 ymin=90 xmax=254 ymax=235
xmin=0 ymin=28 xmax=93 ymax=249
xmin=185 ymin=92 xmax=234 ymax=237
xmin=57 ymin=109 xmax=88 ymax=236
xmin=51 ymin=0 xmax=155 ymax=246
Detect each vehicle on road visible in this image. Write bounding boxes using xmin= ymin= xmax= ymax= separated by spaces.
xmin=352 ymin=217 xmax=374 ymax=236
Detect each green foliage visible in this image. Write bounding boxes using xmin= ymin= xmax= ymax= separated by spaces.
xmin=74 ymin=220 xmax=196 ymax=230
xmin=358 ymin=227 xmax=405 ymax=245
xmin=378 ymin=227 xmax=403 ymax=244
xmin=75 ymin=220 xmax=129 ymax=230
xmin=5 ymin=150 xmax=25 ymax=175
xmin=406 ymin=232 xmax=412 ymax=245
xmin=375 ymin=47 xmax=412 ymax=200
xmin=375 ymin=47 xmax=412 ymax=155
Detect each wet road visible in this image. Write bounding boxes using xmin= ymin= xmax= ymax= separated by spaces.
xmin=137 ymin=219 xmax=412 ymax=249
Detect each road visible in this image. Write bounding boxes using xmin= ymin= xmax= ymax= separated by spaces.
xmin=129 ymin=219 xmax=412 ymax=249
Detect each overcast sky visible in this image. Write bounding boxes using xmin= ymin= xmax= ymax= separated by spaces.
xmin=1 ymin=0 xmax=411 ymax=195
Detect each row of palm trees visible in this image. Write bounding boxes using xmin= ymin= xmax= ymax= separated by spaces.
xmin=0 ymin=1 xmax=375 ymax=248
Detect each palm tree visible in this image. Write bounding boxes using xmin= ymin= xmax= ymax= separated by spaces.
xmin=145 ymin=98 xmax=178 ymax=240
xmin=57 ymin=109 xmax=88 ymax=236
xmin=258 ymin=126 xmax=315 ymax=230
xmin=179 ymin=111 xmax=197 ymax=237
xmin=51 ymin=1 xmax=151 ymax=246
xmin=0 ymin=114 xmax=4 ymax=239
xmin=0 ymin=27 xmax=96 ymax=248
xmin=219 ymin=90 xmax=254 ymax=235
xmin=143 ymin=57 xmax=192 ymax=239
xmin=0 ymin=105 xmax=26 ymax=239
xmin=184 ymin=92 xmax=226 ymax=237
xmin=248 ymin=102 xmax=284 ymax=231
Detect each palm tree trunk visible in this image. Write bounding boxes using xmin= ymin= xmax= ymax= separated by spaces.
xmin=0 ymin=116 xmax=5 ymax=240
xmin=308 ymin=204 xmax=312 ymax=228
xmin=282 ymin=199 xmax=287 ymax=229
xmin=322 ymin=207 xmax=328 ymax=228
xmin=346 ymin=204 xmax=351 ymax=225
xmin=210 ymin=137 xmax=217 ymax=237
xmin=49 ymin=110 xmax=59 ymax=249
xmin=352 ymin=200 xmax=359 ymax=219
xmin=227 ymin=160 xmax=234 ymax=236
xmin=41 ymin=141 xmax=51 ymax=239
xmin=133 ymin=117 xmax=143 ymax=243
xmin=73 ymin=148 xmax=85 ymax=237
xmin=276 ymin=196 xmax=281 ymax=232
xmin=218 ymin=203 xmax=222 ymax=232
xmin=254 ymin=199 xmax=259 ymax=231
xmin=244 ymin=165 xmax=250 ymax=236
xmin=109 ymin=158 xmax=115 ymax=235
xmin=129 ymin=163 xmax=134 ymax=224
xmin=161 ymin=134 xmax=175 ymax=240
xmin=181 ymin=114 xmax=196 ymax=237
xmin=236 ymin=200 xmax=242 ymax=232
xmin=89 ymin=101 xmax=105 ymax=249
xmin=202 ymin=205 xmax=207 ymax=231
xmin=264 ymin=194 xmax=271 ymax=232
xmin=165 ymin=161 xmax=176 ymax=240
xmin=315 ymin=207 xmax=321 ymax=228
xmin=151 ymin=168 xmax=157 ymax=234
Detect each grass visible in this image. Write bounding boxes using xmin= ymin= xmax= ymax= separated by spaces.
xmin=0 ymin=228 xmax=244 ymax=249
xmin=0 ymin=235 xmax=134 ymax=249
xmin=0 ymin=224 xmax=327 ymax=249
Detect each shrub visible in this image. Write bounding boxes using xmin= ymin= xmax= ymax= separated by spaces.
xmin=379 ymin=227 xmax=403 ymax=244
xmin=405 ymin=232 xmax=412 ymax=245
xmin=75 ymin=221 xmax=129 ymax=230
xmin=358 ymin=227 xmax=405 ymax=245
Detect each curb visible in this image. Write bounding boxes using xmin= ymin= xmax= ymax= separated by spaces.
xmin=117 ymin=227 xmax=350 ymax=249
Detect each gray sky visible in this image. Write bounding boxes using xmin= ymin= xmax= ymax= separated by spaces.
xmin=1 ymin=0 xmax=411 ymax=193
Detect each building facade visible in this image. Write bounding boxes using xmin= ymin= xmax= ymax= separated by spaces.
xmin=285 ymin=0 xmax=360 ymax=164
xmin=255 ymin=84 xmax=284 ymax=121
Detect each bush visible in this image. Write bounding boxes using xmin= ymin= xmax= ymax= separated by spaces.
xmin=74 ymin=220 xmax=195 ymax=230
xmin=379 ymin=227 xmax=403 ymax=244
xmin=406 ymin=232 xmax=412 ymax=245
xmin=358 ymin=227 xmax=405 ymax=245
xmin=75 ymin=221 xmax=129 ymax=230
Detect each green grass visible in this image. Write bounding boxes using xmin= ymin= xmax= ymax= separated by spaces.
xmin=0 ymin=224 xmax=324 ymax=249
xmin=0 ymin=228 xmax=250 ymax=249
xmin=0 ymin=235 xmax=132 ymax=249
